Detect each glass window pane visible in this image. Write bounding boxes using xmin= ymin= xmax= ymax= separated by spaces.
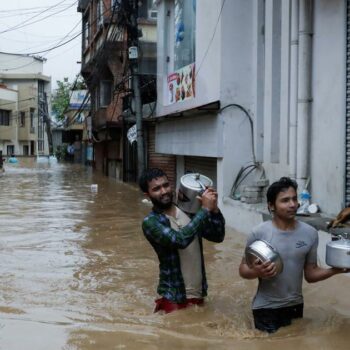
xmin=174 ymin=0 xmax=196 ymax=70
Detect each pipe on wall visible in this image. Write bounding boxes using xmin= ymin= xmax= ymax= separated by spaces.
xmin=296 ymin=0 xmax=313 ymax=189
xmin=289 ymin=0 xmax=299 ymax=180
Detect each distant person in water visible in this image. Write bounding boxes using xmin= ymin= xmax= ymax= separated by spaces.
xmin=0 ymin=151 xmax=4 ymax=173
xmin=8 ymin=154 xmax=18 ymax=163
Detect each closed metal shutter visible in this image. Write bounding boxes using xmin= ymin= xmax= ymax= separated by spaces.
xmin=184 ymin=156 xmax=217 ymax=187
xmin=346 ymin=0 xmax=350 ymax=205
xmin=147 ymin=124 xmax=176 ymax=189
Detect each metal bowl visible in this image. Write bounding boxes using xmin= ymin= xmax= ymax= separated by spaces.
xmin=245 ymin=239 xmax=284 ymax=277
xmin=326 ymin=238 xmax=350 ymax=268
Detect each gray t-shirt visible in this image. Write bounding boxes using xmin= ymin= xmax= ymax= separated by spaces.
xmin=245 ymin=220 xmax=318 ymax=309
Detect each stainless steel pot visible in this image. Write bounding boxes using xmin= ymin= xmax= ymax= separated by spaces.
xmin=177 ymin=173 xmax=213 ymax=214
xmin=326 ymin=237 xmax=350 ymax=268
xmin=245 ymin=239 xmax=284 ymax=277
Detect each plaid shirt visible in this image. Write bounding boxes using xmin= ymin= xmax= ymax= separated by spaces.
xmin=142 ymin=207 xmax=225 ymax=303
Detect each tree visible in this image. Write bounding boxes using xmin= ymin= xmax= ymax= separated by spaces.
xmin=51 ymin=78 xmax=71 ymax=122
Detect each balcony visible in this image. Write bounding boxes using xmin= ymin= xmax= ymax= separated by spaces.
xmin=18 ymin=126 xmax=36 ymax=141
xmin=0 ymin=125 xmax=15 ymax=141
xmin=81 ymin=26 xmax=124 ymax=74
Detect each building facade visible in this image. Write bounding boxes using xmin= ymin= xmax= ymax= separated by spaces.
xmin=0 ymin=53 xmax=51 ymax=157
xmin=154 ymin=0 xmax=348 ymax=233
xmin=78 ymin=0 xmax=160 ymax=181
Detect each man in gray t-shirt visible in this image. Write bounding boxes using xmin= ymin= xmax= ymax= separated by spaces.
xmin=239 ymin=177 xmax=349 ymax=333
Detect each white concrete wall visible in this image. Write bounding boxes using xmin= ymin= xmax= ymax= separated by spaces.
xmin=0 ymin=88 xmax=17 ymax=102
xmin=311 ymin=0 xmax=346 ymax=216
xmin=155 ymin=0 xmax=348 ymax=235
xmin=155 ymin=113 xmax=223 ymax=156
xmin=220 ymin=0 xmax=348 ymax=233
xmin=0 ymin=53 xmax=44 ymax=74
xmin=218 ymin=0 xmax=255 ymax=199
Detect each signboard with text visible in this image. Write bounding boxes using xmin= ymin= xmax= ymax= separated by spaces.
xmin=167 ymin=63 xmax=195 ymax=105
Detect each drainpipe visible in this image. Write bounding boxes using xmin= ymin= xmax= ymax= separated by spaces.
xmin=296 ymin=0 xmax=313 ymax=189
xmin=289 ymin=0 xmax=299 ymax=180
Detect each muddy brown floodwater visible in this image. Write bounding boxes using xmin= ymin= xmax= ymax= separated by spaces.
xmin=0 ymin=160 xmax=350 ymax=350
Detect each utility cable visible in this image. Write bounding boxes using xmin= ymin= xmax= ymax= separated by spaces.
xmin=0 ymin=1 xmax=76 ymax=35
xmin=0 ymin=3 xmax=75 ymax=14
xmin=196 ymin=0 xmax=226 ymax=78
xmin=3 ymin=31 xmax=81 ymax=56
xmin=220 ymin=103 xmax=257 ymax=164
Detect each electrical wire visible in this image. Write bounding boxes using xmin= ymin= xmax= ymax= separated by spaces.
xmin=196 ymin=0 xmax=226 ymax=78
xmin=0 ymin=3 xmax=75 ymax=14
xmin=220 ymin=103 xmax=257 ymax=164
xmin=3 ymin=31 xmax=81 ymax=56
xmin=219 ymin=103 xmax=268 ymax=199
xmin=0 ymin=97 xmax=35 ymax=108
xmin=0 ymin=1 xmax=76 ymax=35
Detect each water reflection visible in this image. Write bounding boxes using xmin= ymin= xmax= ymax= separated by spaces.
xmin=0 ymin=160 xmax=350 ymax=349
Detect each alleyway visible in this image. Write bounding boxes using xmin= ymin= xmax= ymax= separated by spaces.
xmin=0 ymin=161 xmax=350 ymax=349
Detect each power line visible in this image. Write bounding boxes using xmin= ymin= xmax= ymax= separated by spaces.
xmin=0 ymin=3 xmax=76 ymax=19
xmin=0 ymin=1 xmax=77 ymax=35
xmin=1 ymin=2 xmax=122 ymax=60
xmin=0 ymin=3 xmax=75 ymax=13
xmin=0 ymin=97 xmax=35 ymax=108
xmin=196 ymin=0 xmax=226 ymax=78
xmin=3 ymin=31 xmax=81 ymax=56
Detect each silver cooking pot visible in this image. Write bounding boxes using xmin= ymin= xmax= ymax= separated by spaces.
xmin=245 ymin=239 xmax=284 ymax=278
xmin=326 ymin=237 xmax=350 ymax=269
xmin=177 ymin=173 xmax=213 ymax=214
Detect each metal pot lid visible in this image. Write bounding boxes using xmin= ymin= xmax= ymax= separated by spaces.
xmin=327 ymin=238 xmax=350 ymax=249
xmin=180 ymin=173 xmax=213 ymax=191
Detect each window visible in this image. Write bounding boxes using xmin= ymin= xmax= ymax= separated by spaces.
xmin=7 ymin=145 xmax=14 ymax=156
xmin=139 ymin=0 xmax=157 ymax=20
xmin=83 ymin=13 xmax=90 ymax=50
xmin=30 ymin=108 xmax=35 ymax=132
xmin=97 ymin=0 xmax=104 ymax=27
xmin=174 ymin=0 xmax=196 ymax=70
xmin=23 ymin=145 xmax=29 ymax=155
xmin=100 ymin=80 xmax=112 ymax=107
xmin=0 ymin=109 xmax=10 ymax=126
xmin=20 ymin=111 xmax=25 ymax=127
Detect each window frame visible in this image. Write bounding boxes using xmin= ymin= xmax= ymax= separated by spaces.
xmin=0 ymin=109 xmax=11 ymax=126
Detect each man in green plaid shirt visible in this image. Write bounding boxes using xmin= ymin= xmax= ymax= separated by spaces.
xmin=139 ymin=168 xmax=225 ymax=313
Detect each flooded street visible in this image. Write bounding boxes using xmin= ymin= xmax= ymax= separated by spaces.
xmin=1 ymin=161 xmax=350 ymax=349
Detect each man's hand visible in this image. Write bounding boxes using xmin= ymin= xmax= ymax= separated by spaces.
xmin=198 ymin=188 xmax=219 ymax=213
xmin=331 ymin=267 xmax=350 ymax=274
xmin=252 ymin=259 xmax=277 ymax=279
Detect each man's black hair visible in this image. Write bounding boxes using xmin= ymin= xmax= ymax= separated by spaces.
xmin=266 ymin=177 xmax=298 ymax=206
xmin=139 ymin=168 xmax=168 ymax=193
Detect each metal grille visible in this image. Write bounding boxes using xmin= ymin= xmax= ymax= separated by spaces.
xmin=346 ymin=0 xmax=350 ymax=205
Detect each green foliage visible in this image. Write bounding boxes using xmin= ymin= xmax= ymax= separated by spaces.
xmin=73 ymin=75 xmax=87 ymax=90
xmin=54 ymin=144 xmax=67 ymax=161
xmin=51 ymin=78 xmax=71 ymax=122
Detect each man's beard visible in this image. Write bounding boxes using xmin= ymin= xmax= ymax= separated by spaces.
xmin=150 ymin=192 xmax=173 ymax=210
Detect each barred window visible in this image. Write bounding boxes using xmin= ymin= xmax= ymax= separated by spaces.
xmin=0 ymin=109 xmax=10 ymax=126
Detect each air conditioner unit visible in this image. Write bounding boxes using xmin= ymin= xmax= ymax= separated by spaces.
xmin=148 ymin=10 xmax=157 ymax=20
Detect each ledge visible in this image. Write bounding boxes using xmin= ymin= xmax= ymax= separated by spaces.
xmin=222 ymin=196 xmax=338 ymax=236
